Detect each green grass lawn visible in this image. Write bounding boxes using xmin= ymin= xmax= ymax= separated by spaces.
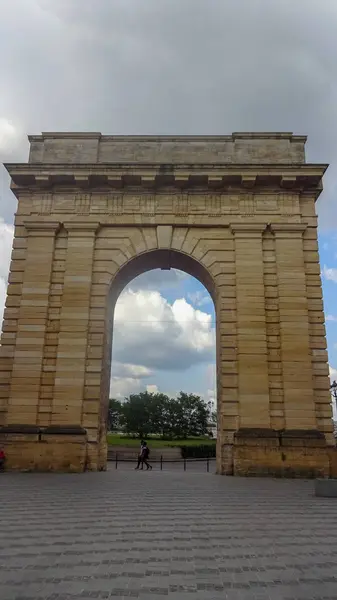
xmin=107 ymin=434 xmax=216 ymax=447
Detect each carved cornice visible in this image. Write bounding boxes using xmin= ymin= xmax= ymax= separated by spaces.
xmin=5 ymin=163 xmax=327 ymax=201
xmin=28 ymin=132 xmax=306 ymax=142
xmin=28 ymin=132 xmax=102 ymax=142
xmin=241 ymin=175 xmax=257 ymax=188
xmin=281 ymin=176 xmax=297 ymax=188
xmin=23 ymin=220 xmax=101 ymax=235
xmin=269 ymin=223 xmax=307 ymax=238
xmin=230 ymin=223 xmax=267 ymax=235
xmin=269 ymin=223 xmax=307 ymax=233
xmin=63 ymin=221 xmax=100 ymax=234
xmin=24 ymin=221 xmax=61 ymax=236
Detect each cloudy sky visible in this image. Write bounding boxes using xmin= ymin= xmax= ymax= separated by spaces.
xmin=0 ymin=0 xmax=337 ymax=410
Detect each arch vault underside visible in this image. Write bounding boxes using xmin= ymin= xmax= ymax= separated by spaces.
xmin=0 ymin=132 xmax=335 ymax=477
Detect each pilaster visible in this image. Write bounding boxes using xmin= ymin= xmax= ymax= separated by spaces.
xmin=230 ymin=223 xmax=270 ymax=428
xmin=302 ymin=219 xmax=334 ymax=441
xmin=52 ymin=223 xmax=99 ymax=426
xmin=263 ymin=230 xmax=285 ymax=430
xmin=271 ymin=223 xmax=316 ymax=429
xmin=6 ymin=222 xmax=60 ymax=424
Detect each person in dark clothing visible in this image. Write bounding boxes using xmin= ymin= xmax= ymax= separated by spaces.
xmin=0 ymin=447 xmax=5 ymax=471
xmin=135 ymin=440 xmax=145 ymax=470
xmin=141 ymin=442 xmax=152 ymax=470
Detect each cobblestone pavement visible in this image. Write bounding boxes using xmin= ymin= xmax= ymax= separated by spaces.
xmin=1 ymin=469 xmax=337 ymax=600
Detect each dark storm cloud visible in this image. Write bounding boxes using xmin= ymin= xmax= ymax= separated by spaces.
xmin=1 ymin=0 xmax=337 ymax=227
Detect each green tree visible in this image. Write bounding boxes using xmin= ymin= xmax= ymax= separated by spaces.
xmin=146 ymin=392 xmax=172 ymax=437
xmin=121 ymin=391 xmax=153 ymax=438
xmin=107 ymin=398 xmax=123 ymax=431
xmin=173 ymin=392 xmax=209 ymax=438
xmin=120 ymin=390 xmax=212 ymax=439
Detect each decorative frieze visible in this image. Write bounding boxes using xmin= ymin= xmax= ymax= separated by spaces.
xmin=142 ymin=195 xmax=157 ymax=216
xmin=107 ymin=194 xmax=123 ymax=215
xmin=208 ymin=194 xmax=222 ymax=216
xmin=39 ymin=193 xmax=53 ymax=215
xmin=23 ymin=189 xmax=302 ymax=219
xmin=175 ymin=193 xmax=189 ymax=216
xmin=239 ymin=193 xmax=255 ymax=215
xmin=255 ymin=194 xmax=278 ymax=213
xmin=75 ymin=194 xmax=90 ymax=215
xmin=53 ymin=194 xmax=75 ymax=213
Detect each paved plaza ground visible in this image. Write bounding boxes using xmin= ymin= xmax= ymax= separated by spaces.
xmin=0 ymin=467 xmax=337 ymax=600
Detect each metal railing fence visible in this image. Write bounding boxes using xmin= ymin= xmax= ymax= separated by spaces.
xmin=109 ymin=452 xmax=216 ymax=472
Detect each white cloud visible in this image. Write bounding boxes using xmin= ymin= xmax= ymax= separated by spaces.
xmin=110 ymin=361 xmax=154 ymax=399
xmin=0 ymin=277 xmax=7 ymax=329
xmin=0 ymin=119 xmax=17 ymax=153
xmin=329 ymin=366 xmax=337 ymax=421
xmin=0 ymin=218 xmax=14 ymax=324
xmin=206 ymin=363 xmax=216 ymax=390
xmin=110 ymin=376 xmax=145 ymax=400
xmin=205 ymin=388 xmax=216 ymax=411
xmin=113 ymin=288 xmax=215 ymax=371
xmin=109 ymin=288 xmax=215 ymax=398
xmin=322 ymin=265 xmax=337 ymax=283
xmin=146 ymin=384 xmax=159 ymax=394
xmin=329 ymin=365 xmax=337 ymax=381
xmin=327 ymin=315 xmax=337 ymax=322
xmin=126 ymin=269 xmax=188 ymax=293
xmin=0 ymin=218 xmax=13 ymax=279
xmin=110 ymin=361 xmax=152 ymax=379
xmin=187 ymin=291 xmax=212 ymax=308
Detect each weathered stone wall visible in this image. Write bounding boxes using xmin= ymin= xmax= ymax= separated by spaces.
xmin=0 ymin=427 xmax=87 ymax=472
xmin=28 ymin=132 xmax=306 ymax=164
xmin=0 ymin=133 xmax=334 ymax=475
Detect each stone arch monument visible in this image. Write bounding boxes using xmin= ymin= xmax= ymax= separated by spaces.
xmin=0 ymin=132 xmax=335 ymax=476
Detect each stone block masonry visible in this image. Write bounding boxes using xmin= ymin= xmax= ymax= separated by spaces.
xmin=0 ymin=132 xmax=335 ymax=476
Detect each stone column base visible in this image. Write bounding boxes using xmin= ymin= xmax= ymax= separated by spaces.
xmin=232 ymin=428 xmax=331 ymax=478
xmin=0 ymin=425 xmax=87 ymax=472
xmin=85 ymin=439 xmax=108 ymax=472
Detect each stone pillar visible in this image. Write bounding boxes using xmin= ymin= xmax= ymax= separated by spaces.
xmin=231 ymin=223 xmax=270 ymax=428
xmin=6 ymin=222 xmax=59 ymax=424
xmin=302 ymin=211 xmax=334 ymax=444
xmin=213 ymin=238 xmax=237 ymax=475
xmin=272 ymin=224 xmax=316 ymax=430
xmin=52 ymin=223 xmax=98 ymax=427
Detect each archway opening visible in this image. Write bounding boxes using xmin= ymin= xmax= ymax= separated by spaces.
xmin=102 ymin=249 xmax=218 ymax=465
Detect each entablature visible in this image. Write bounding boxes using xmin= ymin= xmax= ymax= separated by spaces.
xmin=5 ymin=163 xmax=327 ymax=201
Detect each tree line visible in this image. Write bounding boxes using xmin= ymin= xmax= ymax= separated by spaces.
xmin=108 ymin=391 xmax=216 ymax=439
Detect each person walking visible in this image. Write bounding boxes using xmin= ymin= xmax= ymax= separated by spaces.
xmin=141 ymin=441 xmax=152 ymax=471
xmin=135 ymin=440 xmax=145 ymax=470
